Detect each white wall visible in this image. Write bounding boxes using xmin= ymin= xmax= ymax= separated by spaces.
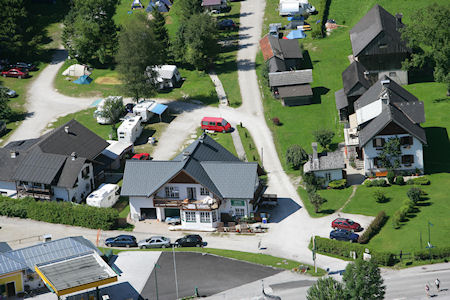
xmin=219 ymin=199 xmax=252 ymax=218
xmin=377 ymin=70 xmax=408 ymax=85
xmin=313 ymin=169 xmax=343 ymax=185
xmin=180 ymin=209 xmax=218 ymax=230
xmin=129 ymin=196 xmax=155 ymax=221
xmin=51 ymin=163 xmax=94 ymax=202
xmin=363 ymin=134 xmax=424 ymax=175
xmin=0 ymin=181 xmax=16 ymax=197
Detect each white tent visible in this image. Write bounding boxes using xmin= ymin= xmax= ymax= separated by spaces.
xmin=62 ymin=64 xmax=91 ymax=77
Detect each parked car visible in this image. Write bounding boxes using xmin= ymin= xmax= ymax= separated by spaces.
xmin=1 ymin=68 xmax=29 ymax=79
xmin=131 ymin=153 xmax=151 ymax=160
xmin=105 ymin=235 xmax=138 ymax=248
xmin=0 ymin=87 xmax=17 ymax=98
xmin=201 ymin=117 xmax=232 ymax=133
xmin=218 ymin=19 xmax=236 ymax=30
xmin=331 ymin=218 xmax=362 ymax=232
xmin=138 ymin=236 xmax=171 ymax=249
xmin=165 ymin=216 xmax=181 ymax=225
xmin=125 ymin=103 xmax=135 ymax=113
xmin=329 ymin=229 xmax=359 ymax=242
xmin=11 ymin=62 xmax=37 ymax=71
xmin=174 ymin=235 xmax=203 ymax=247
xmin=0 ymin=121 xmax=6 ymax=135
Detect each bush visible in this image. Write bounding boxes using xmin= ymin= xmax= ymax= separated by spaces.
xmin=392 ymin=212 xmax=401 ymax=229
xmin=373 ymin=190 xmax=388 ymax=203
xmin=328 ymin=179 xmax=346 ymax=189
xmin=0 ymin=196 xmax=119 ymax=230
xmin=387 ymin=171 xmax=395 ymax=184
xmin=358 ymin=211 xmax=387 ymax=244
xmin=286 ymin=145 xmax=308 ymax=170
xmin=414 ymin=247 xmax=450 ymax=261
xmin=272 ymin=117 xmax=281 ymax=126
xmin=312 ymin=129 xmax=335 ymax=150
xmin=407 ymin=176 xmax=430 ymax=185
xmin=398 ymin=205 xmax=410 ymax=221
xmin=402 ymin=199 xmax=415 ymax=212
xmin=395 ymin=175 xmax=405 ymax=185
xmin=365 ymin=179 xmax=388 ymax=187
xmin=407 ymin=187 xmax=422 ymax=203
xmin=312 ymin=236 xmax=397 ymax=266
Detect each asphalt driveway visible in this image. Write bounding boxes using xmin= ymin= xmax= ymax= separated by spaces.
xmin=141 ymin=252 xmax=282 ymax=300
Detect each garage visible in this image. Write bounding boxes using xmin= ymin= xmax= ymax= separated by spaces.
xmin=164 ymin=208 xmax=180 ymax=217
xmin=140 ymin=208 xmax=157 ymax=219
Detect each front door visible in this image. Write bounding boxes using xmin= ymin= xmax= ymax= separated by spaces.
xmin=187 ymin=187 xmax=196 ymax=200
xmin=7 ymin=282 xmax=16 ymax=296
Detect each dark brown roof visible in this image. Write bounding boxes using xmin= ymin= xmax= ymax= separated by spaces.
xmin=278 ymin=84 xmax=313 ymax=98
xmin=259 ymin=35 xmax=302 ymax=61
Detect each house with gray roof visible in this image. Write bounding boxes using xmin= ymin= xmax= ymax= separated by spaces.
xmin=121 ymin=134 xmax=264 ymax=230
xmin=343 ymin=76 xmax=426 ymax=176
xmin=350 ymin=4 xmax=410 ymax=85
xmin=0 ymin=120 xmax=109 ymax=202
xmin=303 ymin=143 xmax=345 ymax=186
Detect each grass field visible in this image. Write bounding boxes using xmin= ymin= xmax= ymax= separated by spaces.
xmin=99 ymin=247 xmax=326 ymax=276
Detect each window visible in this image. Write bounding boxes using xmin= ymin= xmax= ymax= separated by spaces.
xmin=373 ymin=157 xmax=383 ymax=168
xmin=0 ymin=191 xmax=7 ymax=196
xmin=209 ymin=122 xmax=216 ymax=125
xmin=389 ymin=71 xmax=397 ymax=77
xmin=200 ymin=187 xmax=209 ymax=196
xmin=200 ymin=211 xmax=211 ymax=223
xmin=325 ymin=173 xmax=331 ymax=181
xmin=185 ymin=211 xmax=196 ymax=222
xmin=165 ymin=186 xmax=179 ymax=198
xmin=211 ymin=210 xmax=217 ymax=222
xmin=82 ymin=166 xmax=90 ymax=179
xmin=402 ymin=155 xmax=414 ymax=166
xmin=379 ymin=44 xmax=387 ymax=48
xmin=235 ymin=208 xmax=245 ymax=217
xmin=187 ymin=187 xmax=196 ymax=200
xmin=400 ymin=136 xmax=413 ymax=146
xmin=202 ymin=121 xmax=208 ymax=125
xmin=372 ymin=138 xmax=385 ymax=148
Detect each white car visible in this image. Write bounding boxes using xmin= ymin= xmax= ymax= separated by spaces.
xmin=138 ymin=236 xmax=171 ymax=249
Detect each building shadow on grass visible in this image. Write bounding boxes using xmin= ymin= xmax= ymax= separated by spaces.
xmin=310 ymin=86 xmax=330 ymax=104
xmin=423 ymin=127 xmax=450 ymax=174
xmin=261 ymin=197 xmax=302 ymax=223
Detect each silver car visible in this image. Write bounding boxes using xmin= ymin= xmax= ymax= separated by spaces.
xmin=138 ymin=236 xmax=171 ymax=249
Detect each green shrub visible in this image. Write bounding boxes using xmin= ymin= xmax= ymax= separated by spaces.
xmin=328 ymin=179 xmax=346 ymax=189
xmin=398 ymin=205 xmax=410 ymax=221
xmin=0 ymin=196 xmax=119 ymax=230
xmin=395 ymin=175 xmax=405 ymax=185
xmin=414 ymin=247 xmax=450 ymax=261
xmin=358 ymin=211 xmax=387 ymax=244
xmin=406 ymin=176 xmax=430 ymax=185
xmin=402 ymin=199 xmax=415 ymax=212
xmin=387 ymin=171 xmax=395 ymax=184
xmin=407 ymin=187 xmax=422 ymax=203
xmin=392 ymin=212 xmax=401 ymax=229
xmin=373 ymin=190 xmax=388 ymax=203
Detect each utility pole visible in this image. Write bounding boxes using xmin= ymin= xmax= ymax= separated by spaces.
xmin=154 ymin=263 xmax=161 ymax=300
xmin=173 ymin=245 xmax=179 ymax=299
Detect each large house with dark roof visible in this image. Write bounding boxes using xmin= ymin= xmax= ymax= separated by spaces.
xmin=121 ymin=134 xmax=264 ymax=230
xmin=344 ymin=76 xmax=426 ymax=175
xmin=259 ymin=34 xmax=314 ymax=106
xmin=303 ymin=143 xmax=345 ymax=186
xmin=0 ymin=120 xmax=109 ymax=201
xmin=350 ymin=4 xmax=410 ymax=85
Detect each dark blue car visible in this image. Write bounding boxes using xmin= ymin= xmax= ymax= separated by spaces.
xmin=105 ymin=235 xmax=138 ymax=248
xmin=329 ymin=229 xmax=359 ymax=242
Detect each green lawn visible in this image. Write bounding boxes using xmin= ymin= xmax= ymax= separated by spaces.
xmin=114 ymin=197 xmax=130 ymax=219
xmin=342 ymin=174 xmax=450 ymax=253
xmin=99 ymin=247 xmax=326 ymax=276
xmin=299 ymin=186 xmax=354 ymax=217
xmin=237 ymin=125 xmax=262 ymax=164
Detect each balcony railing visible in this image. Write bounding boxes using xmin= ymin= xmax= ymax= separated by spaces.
xmin=153 ymin=197 xmax=220 ymax=210
xmin=17 ymin=186 xmax=52 ymax=200
xmin=153 ymin=198 xmax=183 ymax=207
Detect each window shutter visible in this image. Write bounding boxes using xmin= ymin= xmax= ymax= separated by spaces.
xmin=372 ymin=139 xmax=377 ymax=147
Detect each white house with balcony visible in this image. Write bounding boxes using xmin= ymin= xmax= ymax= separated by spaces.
xmin=121 ymin=134 xmax=264 ymax=231
xmin=343 ymin=76 xmax=427 ymax=176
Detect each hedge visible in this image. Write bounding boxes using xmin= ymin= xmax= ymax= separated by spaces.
xmin=364 ymin=179 xmax=388 ymax=187
xmin=358 ymin=211 xmax=387 ymax=244
xmin=312 ymin=236 xmax=397 ymax=266
xmin=0 ymin=196 xmax=119 ymax=230
xmin=328 ymin=179 xmax=346 ymax=189
xmin=406 ymin=176 xmax=430 ymax=185
xmin=414 ymin=247 xmax=450 ymax=261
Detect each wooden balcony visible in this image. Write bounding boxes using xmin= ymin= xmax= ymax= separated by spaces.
xmin=17 ymin=186 xmax=52 ymax=200
xmin=153 ymin=198 xmax=183 ymax=207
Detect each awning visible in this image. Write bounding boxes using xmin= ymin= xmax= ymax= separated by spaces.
xmin=150 ymin=103 xmax=168 ymax=115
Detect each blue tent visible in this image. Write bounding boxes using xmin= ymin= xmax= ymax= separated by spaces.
xmin=285 ymin=29 xmax=307 ymax=40
xmin=74 ymin=75 xmax=93 ymax=85
xmin=287 ymin=16 xmax=304 ymax=21
xmin=160 ymin=0 xmax=172 ymax=8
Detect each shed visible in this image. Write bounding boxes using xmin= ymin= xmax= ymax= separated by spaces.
xmin=277 ymin=84 xmax=313 ymax=106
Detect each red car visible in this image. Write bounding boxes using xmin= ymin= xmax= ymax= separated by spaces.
xmin=132 ymin=153 xmax=151 ymax=160
xmin=331 ymin=218 xmax=362 ymax=232
xmin=201 ymin=117 xmax=232 ymax=133
xmin=1 ymin=68 xmax=29 ymax=79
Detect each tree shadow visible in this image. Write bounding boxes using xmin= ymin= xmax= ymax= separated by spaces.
xmin=423 ymin=127 xmax=450 ymax=174
xmin=311 ymin=86 xmax=330 ymax=104
xmin=319 ymin=209 xmax=335 ymax=214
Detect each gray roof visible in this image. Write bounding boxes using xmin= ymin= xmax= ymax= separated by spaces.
xmin=342 ymin=61 xmax=371 ymax=96
xmin=335 ymin=88 xmax=348 ymax=110
xmin=121 ymin=135 xmax=258 ymax=199
xmin=358 ymin=104 xmax=427 ymax=147
xmin=269 ymin=69 xmax=313 ymax=87
xmin=268 ymin=57 xmax=287 ymax=73
xmin=0 ymin=139 xmax=40 ymax=182
xmin=36 ymin=253 xmax=115 ymax=292
xmin=303 ymin=150 xmax=345 ymax=173
xmin=277 ymin=84 xmax=313 ymax=98
xmin=350 ymin=4 xmax=406 ymax=56
xmin=0 ymin=236 xmax=101 ymax=276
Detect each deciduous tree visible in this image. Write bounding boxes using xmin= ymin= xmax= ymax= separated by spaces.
xmin=0 ymin=89 xmax=13 ymax=120
xmin=307 ymin=277 xmax=347 ymax=300
xmin=313 ymin=129 xmax=335 ymax=151
xmin=309 ymin=192 xmax=326 ymax=213
xmin=343 ymin=259 xmax=385 ymax=300
xmin=95 ymin=97 xmax=125 ymax=136
xmin=286 ymin=144 xmax=308 ymax=170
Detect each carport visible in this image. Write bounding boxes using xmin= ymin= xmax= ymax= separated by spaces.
xmin=150 ymin=103 xmax=168 ymax=122
xmin=34 ymin=252 xmax=118 ymax=299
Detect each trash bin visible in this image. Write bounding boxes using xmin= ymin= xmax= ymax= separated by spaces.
xmin=262 ymin=217 xmax=267 ymax=224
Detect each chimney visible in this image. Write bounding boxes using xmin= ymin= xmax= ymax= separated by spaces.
xmin=71 ymin=152 xmax=77 ymax=161
xmin=381 ymin=79 xmax=390 ymax=86
xmin=182 ymin=151 xmax=190 ymax=160
xmin=312 ymin=142 xmax=319 ymax=169
xmin=64 ymin=126 xmax=70 ymax=134
xmin=363 ymin=71 xmax=369 ymax=80
xmin=10 ymin=151 xmax=17 ymax=158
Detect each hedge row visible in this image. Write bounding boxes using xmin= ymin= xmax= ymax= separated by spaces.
xmin=414 ymin=247 xmax=450 ymax=261
xmin=0 ymin=196 xmax=119 ymax=230
xmin=328 ymin=179 xmax=346 ymax=189
xmin=358 ymin=211 xmax=387 ymax=244
xmin=364 ymin=179 xmax=388 ymax=187
xmin=407 ymin=176 xmax=430 ymax=185
xmin=312 ymin=236 xmax=397 ymax=266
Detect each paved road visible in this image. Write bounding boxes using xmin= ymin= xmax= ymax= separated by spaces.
xmin=6 ymin=50 xmax=95 ymax=143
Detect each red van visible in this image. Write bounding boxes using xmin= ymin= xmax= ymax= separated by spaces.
xmin=201 ymin=117 xmax=232 ymax=133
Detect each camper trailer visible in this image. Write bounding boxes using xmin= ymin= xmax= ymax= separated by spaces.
xmin=152 ymin=65 xmax=182 ymax=89
xmin=117 ymin=116 xmax=143 ymax=144
xmin=86 ymin=184 xmax=120 ymax=208
xmin=94 ymin=96 xmax=124 ymax=124
xmin=279 ymin=0 xmax=316 ymax=17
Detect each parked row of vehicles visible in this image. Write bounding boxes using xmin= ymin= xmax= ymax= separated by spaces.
xmin=329 ymin=218 xmax=362 ymax=242
xmin=105 ymin=234 xmax=204 ymax=248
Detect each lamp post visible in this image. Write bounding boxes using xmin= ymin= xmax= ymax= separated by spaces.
xmin=154 ymin=263 xmax=161 ymax=300
xmin=173 ymin=245 xmax=179 ymax=299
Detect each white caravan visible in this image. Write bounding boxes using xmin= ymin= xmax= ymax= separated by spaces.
xmin=94 ymin=96 xmax=124 ymax=124
xmin=132 ymin=100 xmax=158 ymax=122
xmin=117 ymin=116 xmax=143 ymax=144
xmin=86 ymin=183 xmax=120 ymax=208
